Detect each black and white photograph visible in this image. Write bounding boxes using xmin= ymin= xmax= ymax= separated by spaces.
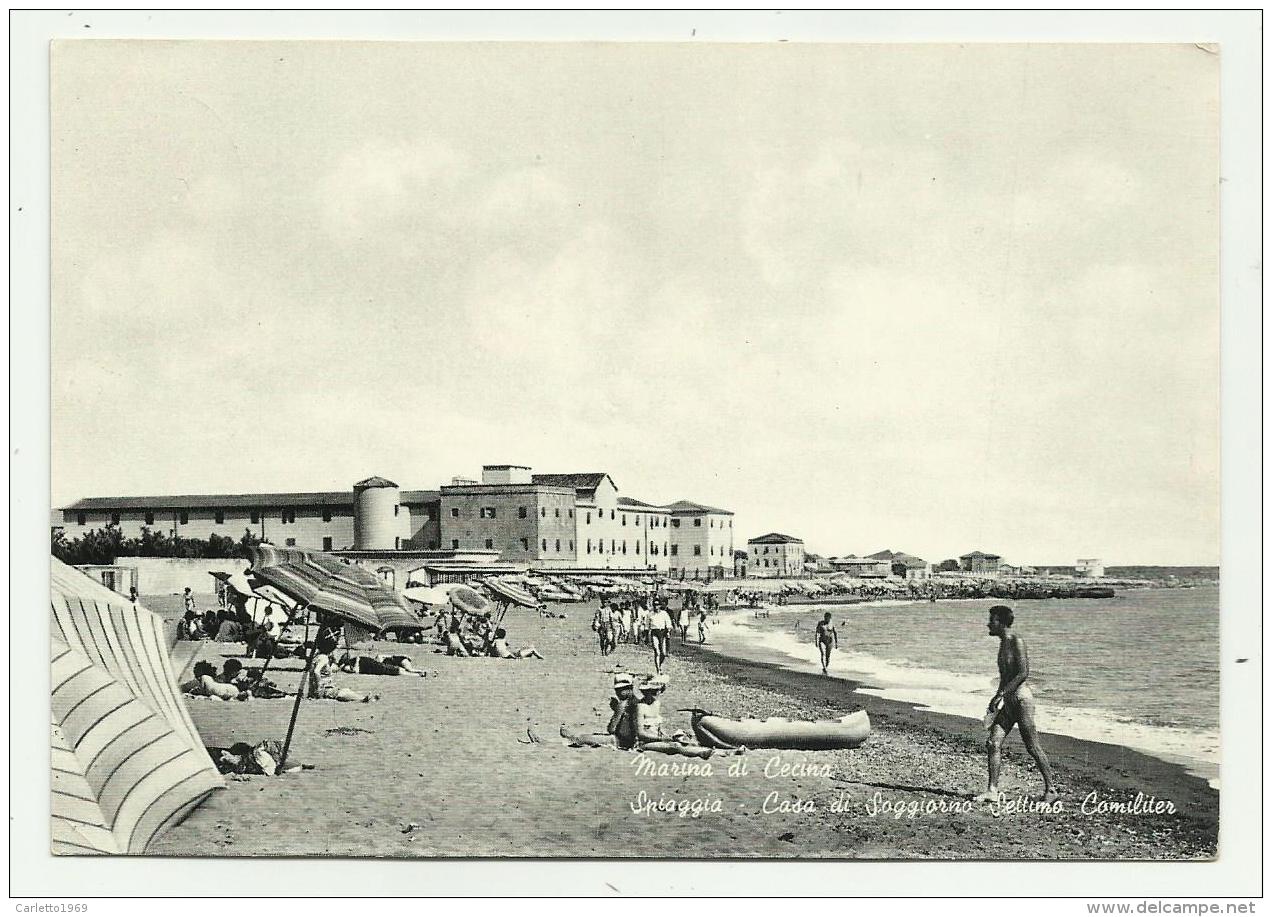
xmin=10 ymin=8 xmax=1262 ymax=903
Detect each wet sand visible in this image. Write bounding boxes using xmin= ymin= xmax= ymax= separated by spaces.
xmin=149 ymin=594 xmax=1218 ymax=859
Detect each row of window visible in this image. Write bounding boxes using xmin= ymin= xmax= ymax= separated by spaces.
xmin=82 ymin=508 xmax=351 ymax=527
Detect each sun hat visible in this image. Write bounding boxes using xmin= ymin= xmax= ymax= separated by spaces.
xmin=640 ymin=674 xmax=670 ymax=692
xmin=612 ymin=673 xmax=634 ymax=689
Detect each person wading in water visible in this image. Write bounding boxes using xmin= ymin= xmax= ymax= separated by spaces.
xmin=974 ymin=604 xmax=1059 ymax=803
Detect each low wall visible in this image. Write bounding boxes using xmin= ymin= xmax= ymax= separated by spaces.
xmin=122 ymin=556 xmax=249 ymax=597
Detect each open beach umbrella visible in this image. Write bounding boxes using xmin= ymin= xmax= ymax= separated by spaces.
xmin=484 ymin=577 xmax=539 ymax=626
xmin=51 ymin=558 xmax=223 ymax=855
xmin=245 ymin=545 xmax=421 ymax=769
xmin=449 ymin=585 xmax=492 ymax=616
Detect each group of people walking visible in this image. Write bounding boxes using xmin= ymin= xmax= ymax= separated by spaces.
xmin=591 ymin=593 xmax=713 ymax=674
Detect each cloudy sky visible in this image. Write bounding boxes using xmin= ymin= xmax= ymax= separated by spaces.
xmin=51 ymin=41 xmax=1219 ymax=565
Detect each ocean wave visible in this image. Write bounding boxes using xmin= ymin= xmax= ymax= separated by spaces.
xmin=711 ymin=611 xmax=1220 ymax=788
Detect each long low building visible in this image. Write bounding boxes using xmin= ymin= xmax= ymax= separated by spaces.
xmin=57 ymin=464 xmax=735 ymax=578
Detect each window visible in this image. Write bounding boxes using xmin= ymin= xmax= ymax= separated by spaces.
xmin=671 ymin=545 xmax=679 ymax=557
xmin=635 ymin=542 xmax=641 ymax=554
xmin=215 ymin=509 xmax=225 ymax=525
xmin=586 ymin=512 xmax=591 ymax=524
xmin=694 ymin=518 xmax=702 ymax=527
xmin=110 ymin=512 xmax=120 ymax=525
xmin=542 ymin=539 xmax=548 ymax=551
xmin=710 ymin=519 xmax=714 ymax=528
xmin=480 ymin=507 xmax=497 ymax=519
xmin=672 ymin=519 xmax=681 ymax=528
xmin=764 ymin=546 xmax=770 ymax=555
xmin=285 ymin=538 xmax=296 ymax=547
xmin=451 ymin=507 xmax=460 ymax=518
xmin=587 ymin=539 xmax=592 ymax=554
xmin=144 ymin=511 xmax=154 ymax=526
xmin=729 ymin=520 xmax=733 ymax=528
xmin=322 ymin=509 xmax=332 ymax=522
xmin=610 ymin=510 xmax=615 ymax=520
xmin=622 ymin=515 xmax=627 ymax=526
xmin=621 ymin=541 xmax=627 ymax=554
xmin=611 ymin=539 xmax=616 ymax=553
xmin=485 ymin=539 xmax=494 ymax=549
xmin=76 ymin=513 xmax=86 ymax=525
xmin=250 ymin=510 xmax=259 ymax=524
xmin=394 ymin=504 xmax=400 ymax=517
xmin=521 ymin=537 xmax=530 ymax=551
xmin=395 ymin=537 xmax=401 ymax=549
xmin=568 ymin=509 xmax=574 ymax=518
xmin=179 ymin=510 xmax=189 ymax=525
xmin=519 ymin=506 xmax=527 ymax=519
xmin=569 ymin=540 xmax=574 ymax=551
xmin=694 ymin=546 xmax=702 ymax=556
xmin=541 ymin=508 xmax=546 ymax=518
xmin=281 ymin=509 xmax=295 ymax=524
xmin=452 ymin=539 xmax=460 ymax=549
xmin=651 ymin=544 xmax=658 ymax=556
xmin=322 ymin=537 xmax=333 ymax=550
xmin=555 ymin=508 xmax=560 ymax=518
xmin=555 ymin=539 xmax=561 ymax=552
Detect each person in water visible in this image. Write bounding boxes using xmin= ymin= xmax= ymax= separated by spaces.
xmin=815 ymin=612 xmax=838 ymax=674
xmin=974 ymin=605 xmax=1058 ymax=803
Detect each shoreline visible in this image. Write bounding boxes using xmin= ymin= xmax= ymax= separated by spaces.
xmin=710 ymin=599 xmax=1220 ymax=787
xmin=151 ymin=594 xmax=1218 ymax=859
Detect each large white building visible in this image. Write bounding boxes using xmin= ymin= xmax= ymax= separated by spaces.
xmin=747 ymin=532 xmax=805 ymax=576
xmin=58 ymin=464 xmax=735 ymax=578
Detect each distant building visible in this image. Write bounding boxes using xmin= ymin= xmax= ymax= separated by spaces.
xmin=828 ymin=555 xmax=891 ymax=578
xmin=748 ymin=533 xmax=805 ymax=577
xmin=959 ymin=550 xmax=1004 ymax=576
xmin=889 ymin=553 xmax=932 ymax=580
xmin=56 ymin=463 xmax=733 ymax=575
xmin=1075 ymin=558 xmax=1105 ymax=578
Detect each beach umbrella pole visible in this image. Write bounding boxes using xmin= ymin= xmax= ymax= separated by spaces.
xmin=277 ymin=638 xmax=319 ymax=774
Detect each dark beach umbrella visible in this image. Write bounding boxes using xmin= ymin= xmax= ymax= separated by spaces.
xmin=449 ymin=585 xmax=492 ymax=616
xmin=483 ymin=577 xmax=540 ymax=626
xmin=245 ymin=545 xmax=419 ymax=770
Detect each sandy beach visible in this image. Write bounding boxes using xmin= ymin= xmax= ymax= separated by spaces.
xmin=149 ymin=594 xmax=1218 ymax=860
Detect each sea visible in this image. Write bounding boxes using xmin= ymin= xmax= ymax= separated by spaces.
xmin=710 ymin=586 xmax=1220 ymax=787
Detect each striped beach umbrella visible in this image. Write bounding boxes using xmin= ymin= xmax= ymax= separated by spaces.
xmin=484 ymin=578 xmax=539 ymax=610
xmin=246 ymin=545 xmax=416 ymax=633
xmin=51 ymin=558 xmax=223 ymax=855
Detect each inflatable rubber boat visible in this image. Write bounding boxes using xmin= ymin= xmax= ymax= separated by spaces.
xmin=691 ymin=710 xmax=871 ymax=750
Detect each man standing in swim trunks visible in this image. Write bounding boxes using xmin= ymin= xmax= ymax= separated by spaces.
xmin=975 ymin=604 xmax=1059 ymax=803
xmin=814 ymin=612 xmax=838 ymax=674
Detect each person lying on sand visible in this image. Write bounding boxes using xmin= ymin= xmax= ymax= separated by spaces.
xmin=181 ymin=661 xmax=251 ymax=701
xmin=973 ymin=605 xmax=1059 ymax=803
xmin=561 ymin=673 xmax=639 ymax=750
xmin=307 ymin=654 xmax=380 ymax=703
xmin=337 ymin=653 xmax=427 ymax=676
xmin=488 ymin=628 xmax=543 ymax=659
